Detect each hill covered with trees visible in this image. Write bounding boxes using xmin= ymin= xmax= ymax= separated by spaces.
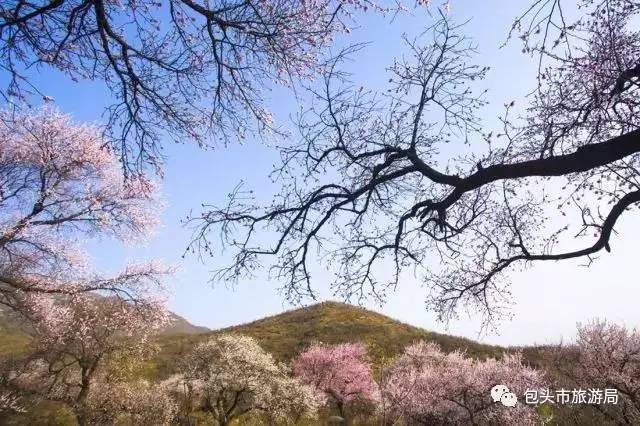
xmin=3 ymin=301 xmax=637 ymax=425
xmin=153 ymin=301 xmax=503 ymax=377
xmin=1 ymin=301 xmax=518 ymax=425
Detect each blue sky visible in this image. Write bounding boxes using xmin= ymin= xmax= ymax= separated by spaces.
xmin=21 ymin=1 xmax=640 ymax=346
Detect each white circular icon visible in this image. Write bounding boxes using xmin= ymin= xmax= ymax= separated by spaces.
xmin=491 ymin=384 xmax=518 ymax=407
xmin=491 ymin=384 xmax=509 ymax=402
xmin=500 ymin=392 xmax=518 ymax=407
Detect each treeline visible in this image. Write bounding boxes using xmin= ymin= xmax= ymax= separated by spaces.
xmin=2 ymin=316 xmax=639 ymax=425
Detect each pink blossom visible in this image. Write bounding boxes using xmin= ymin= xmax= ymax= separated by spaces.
xmin=0 ymin=107 xmax=166 ymax=320
xmin=11 ymin=294 xmax=170 ymax=425
xmin=293 ymin=342 xmax=378 ymax=420
xmin=573 ymin=320 xmax=640 ymax=422
xmin=380 ymin=341 xmax=546 ymax=425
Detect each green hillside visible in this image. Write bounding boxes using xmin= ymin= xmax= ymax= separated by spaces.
xmin=150 ymin=301 xmax=506 ymax=381
xmin=0 ymin=319 xmax=30 ymax=358
xmin=225 ymin=301 xmax=504 ymax=360
xmin=1 ymin=301 xmax=509 ymax=381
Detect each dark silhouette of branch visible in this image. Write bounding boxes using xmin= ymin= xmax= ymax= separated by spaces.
xmin=0 ymin=0 xmax=397 ymax=173
xmin=188 ymin=4 xmax=640 ymax=323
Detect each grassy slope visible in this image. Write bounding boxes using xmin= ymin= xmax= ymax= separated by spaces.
xmin=151 ymin=301 xmax=506 ymax=380
xmin=0 ymin=318 xmax=31 ymax=358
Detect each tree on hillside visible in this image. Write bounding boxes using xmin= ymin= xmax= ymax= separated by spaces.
xmin=0 ymin=107 xmax=168 ymax=320
xmin=189 ymin=0 xmax=640 ymax=323
xmin=8 ymin=293 xmax=169 ymax=426
xmin=85 ymin=380 xmax=178 ymax=425
xmin=380 ymin=341 xmax=546 ymax=425
xmin=0 ymin=0 xmax=423 ymax=172
xmin=171 ymin=333 xmax=319 ymax=425
xmin=562 ymin=321 xmax=640 ymax=424
xmin=293 ymin=342 xmax=378 ymax=423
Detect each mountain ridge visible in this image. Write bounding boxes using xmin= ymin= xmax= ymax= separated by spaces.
xmin=151 ymin=300 xmax=507 ymax=380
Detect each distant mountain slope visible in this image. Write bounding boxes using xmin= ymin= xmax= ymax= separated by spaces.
xmin=164 ymin=312 xmax=210 ymax=334
xmin=2 ymin=300 xmax=514 ymax=380
xmin=0 ymin=304 xmax=208 ymax=358
xmin=222 ymin=301 xmax=504 ymax=360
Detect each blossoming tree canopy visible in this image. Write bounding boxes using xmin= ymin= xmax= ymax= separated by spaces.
xmin=0 ymin=107 xmax=167 ymax=313
xmin=292 ymin=342 xmax=378 ymax=418
xmin=85 ymin=380 xmax=177 ymax=426
xmin=573 ymin=320 xmax=640 ymax=422
xmin=33 ymin=293 xmax=169 ymax=353
xmin=0 ymin=0 xmax=429 ymax=172
xmin=10 ymin=293 xmax=170 ymax=426
xmin=380 ymin=341 xmax=547 ymax=425
xmin=175 ymin=333 xmax=320 ymax=425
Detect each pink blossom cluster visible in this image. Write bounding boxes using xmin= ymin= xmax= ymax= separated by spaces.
xmin=0 ymin=107 xmax=168 ymax=325
xmin=0 ymin=107 xmax=160 ymax=243
xmin=380 ymin=341 xmax=547 ymax=425
xmin=293 ymin=340 xmax=546 ymax=424
xmin=31 ymin=293 xmax=170 ymax=351
xmin=293 ymin=342 xmax=379 ymax=405
xmin=573 ymin=320 xmax=640 ymax=422
xmin=8 ymin=292 xmax=170 ymax=421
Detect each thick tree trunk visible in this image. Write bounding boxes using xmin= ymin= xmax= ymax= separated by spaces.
xmin=337 ymin=400 xmax=349 ymax=425
xmin=73 ymin=367 xmax=92 ymax=426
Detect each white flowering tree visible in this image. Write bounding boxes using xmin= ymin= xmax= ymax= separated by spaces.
xmin=85 ymin=380 xmax=178 ymax=426
xmin=10 ymin=293 xmax=169 ymax=426
xmin=172 ymin=333 xmax=320 ymax=425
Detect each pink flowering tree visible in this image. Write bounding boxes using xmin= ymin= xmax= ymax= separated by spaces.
xmin=0 ymin=0 xmax=433 ymax=171
xmin=569 ymin=321 xmax=640 ymax=424
xmin=10 ymin=293 xmax=169 ymax=426
xmin=380 ymin=341 xmax=546 ymax=425
xmin=293 ymin=342 xmax=378 ymax=422
xmin=0 ymin=107 xmax=167 ymax=319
